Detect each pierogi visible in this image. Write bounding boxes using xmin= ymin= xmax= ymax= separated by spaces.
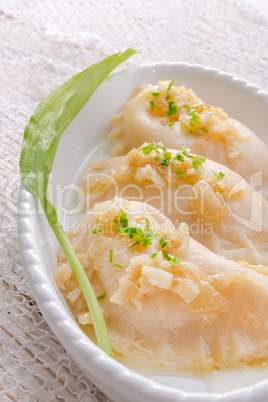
xmin=81 ymin=145 xmax=268 ymax=265
xmin=108 ymin=81 xmax=268 ymax=199
xmin=55 ymin=198 xmax=268 ymax=373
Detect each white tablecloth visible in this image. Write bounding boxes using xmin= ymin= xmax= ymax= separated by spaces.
xmin=1 ymin=0 xmax=268 ymax=400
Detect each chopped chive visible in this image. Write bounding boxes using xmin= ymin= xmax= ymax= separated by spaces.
xmin=121 ymin=226 xmax=144 ymax=237
xmin=169 ymin=120 xmax=174 ymax=127
xmin=140 ymin=141 xmax=206 ymax=176
xmin=151 ymin=252 xmax=157 ymax=258
xmin=128 ymin=236 xmax=144 ymax=248
xmin=163 ymin=151 xmax=172 ymax=161
xmin=90 ymin=217 xmax=110 ymax=234
xmin=109 ymin=249 xmax=113 ymax=262
xmin=97 ymin=292 xmax=106 ymax=301
xmin=189 ymin=113 xmax=199 ymax=127
xmin=117 ymin=214 xmax=158 ymax=249
xmin=192 ymin=155 xmax=205 ymax=175
xmin=201 ymin=127 xmax=208 ymax=133
xmin=90 ymin=216 xmax=101 ymax=233
xmin=149 ymin=100 xmax=155 ymax=111
xmin=138 ymin=142 xmax=159 ymax=155
xmin=165 ymin=100 xmax=178 ymax=116
xmin=154 ymin=156 xmax=170 ymax=166
xmin=180 ymin=146 xmax=206 ymax=175
xmin=90 ymin=226 xmax=104 ymax=234
xmin=119 ymin=210 xmax=129 ymax=228
xmin=113 ymin=263 xmax=123 ymax=269
xmin=176 ymin=170 xmax=186 ymax=178
xmin=184 ymin=104 xmax=191 ymax=113
xmin=176 ymin=153 xmax=184 ymax=162
xmin=114 ymin=216 xmax=120 ymax=232
xmin=142 ymin=237 xmax=153 ymax=247
xmin=212 ymin=171 xmax=225 ymax=180
xmin=162 ymin=251 xmax=181 ymax=266
xmin=151 ymin=86 xmax=161 ymax=97
xmin=184 ymin=123 xmax=193 ymax=133
xmin=181 ymin=145 xmax=193 ymax=158
xmin=183 ymin=104 xmax=200 ymax=127
xmin=166 ymin=80 xmax=175 ymax=99
xmin=128 ymin=228 xmax=157 ymax=249
xmin=157 ymin=141 xmax=167 ymax=152
xmin=159 ymin=235 xmax=168 ymax=248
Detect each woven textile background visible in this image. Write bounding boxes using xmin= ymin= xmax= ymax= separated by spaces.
xmin=1 ymin=0 xmax=268 ymax=400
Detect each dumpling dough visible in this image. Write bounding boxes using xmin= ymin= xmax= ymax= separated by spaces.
xmin=108 ymin=82 xmax=268 ymax=199
xmin=81 ymin=146 xmax=268 ymax=265
xmin=55 ymin=198 xmax=268 ymax=373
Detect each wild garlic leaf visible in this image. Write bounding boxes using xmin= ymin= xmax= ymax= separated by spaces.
xmin=19 ymin=49 xmax=137 ymax=355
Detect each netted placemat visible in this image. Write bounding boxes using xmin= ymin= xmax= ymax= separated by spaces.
xmin=1 ymin=0 xmax=268 ymax=400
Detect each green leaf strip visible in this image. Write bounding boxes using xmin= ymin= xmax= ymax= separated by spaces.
xmin=19 ymin=49 xmax=137 ymax=355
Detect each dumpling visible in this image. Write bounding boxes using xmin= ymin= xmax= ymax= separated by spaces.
xmin=81 ymin=144 xmax=268 ymax=265
xmin=108 ymin=81 xmax=268 ymax=199
xmin=55 ymin=198 xmax=268 ymax=373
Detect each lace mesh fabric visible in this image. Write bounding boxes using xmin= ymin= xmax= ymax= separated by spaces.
xmin=0 ymin=0 xmax=268 ymax=400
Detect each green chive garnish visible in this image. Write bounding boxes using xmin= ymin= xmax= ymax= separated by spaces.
xmin=162 ymin=251 xmax=181 ymax=266
xmin=90 ymin=217 xmax=110 ymax=234
xmin=151 ymin=87 xmax=161 ymax=97
xmin=165 ymin=100 xmax=178 ymax=116
xmin=159 ymin=236 xmax=168 ymax=248
xmin=138 ymin=142 xmax=159 ymax=155
xmin=212 ymin=171 xmax=225 ymax=180
xmin=157 ymin=142 xmax=167 ymax=152
xmin=176 ymin=153 xmax=184 ymax=162
xmin=176 ymin=170 xmax=186 ymax=178
xmin=154 ymin=156 xmax=170 ymax=166
xmin=113 ymin=263 xmax=123 ymax=269
xmin=97 ymin=293 xmax=106 ymax=301
xmin=166 ymin=80 xmax=175 ymax=99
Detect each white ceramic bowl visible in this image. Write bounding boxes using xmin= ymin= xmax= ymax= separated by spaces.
xmin=19 ymin=62 xmax=268 ymax=402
